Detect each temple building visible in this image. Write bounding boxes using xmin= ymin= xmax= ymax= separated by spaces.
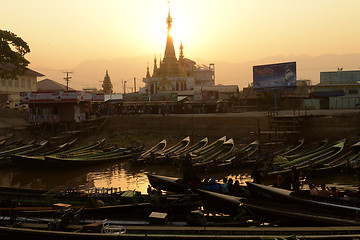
xmin=102 ymin=70 xmax=113 ymax=94
xmin=142 ymin=8 xmax=214 ymax=95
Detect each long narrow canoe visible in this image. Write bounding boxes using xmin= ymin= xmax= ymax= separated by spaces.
xmin=192 ymin=138 xmax=235 ymax=170
xmin=169 ymin=137 xmax=209 ymax=163
xmin=282 ymin=139 xmax=328 ymax=159
xmin=133 ymin=139 xmax=167 ymax=164
xmin=161 ymin=136 xmax=190 ymax=155
xmin=246 ymin=182 xmax=360 ymax=215
xmin=191 ymin=136 xmax=226 ymax=157
xmin=150 ymin=137 xmax=191 ymax=164
xmin=39 ymin=138 xmax=78 ymax=156
xmin=268 ymin=139 xmax=346 ymax=175
xmin=147 ymin=174 xmax=189 ymax=193
xmin=279 ymin=139 xmax=345 ymax=168
xmin=273 ymin=138 xmax=304 ymax=156
xmin=309 ymin=140 xmax=360 ymax=176
xmin=13 ymin=140 xmax=49 ymax=156
xmin=45 ymin=147 xmax=144 ymax=167
xmin=51 ymin=138 xmax=106 ymax=158
xmin=237 ymin=140 xmax=259 ymax=159
xmin=0 ymin=141 xmax=36 ymax=158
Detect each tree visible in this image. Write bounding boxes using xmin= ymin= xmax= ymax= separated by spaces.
xmin=0 ymin=30 xmax=30 ymax=79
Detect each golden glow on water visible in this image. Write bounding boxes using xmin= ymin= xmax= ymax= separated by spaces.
xmin=0 ymin=162 xmax=358 ymax=193
xmin=86 ymin=166 xmax=150 ymax=193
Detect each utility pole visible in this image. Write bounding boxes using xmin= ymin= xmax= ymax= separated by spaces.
xmin=124 ymin=81 xmax=126 ymax=94
xmin=63 ymin=71 xmax=73 ymax=90
xmin=133 ymin=77 xmax=136 ymax=93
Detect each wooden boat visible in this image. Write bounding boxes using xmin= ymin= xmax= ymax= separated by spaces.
xmin=147 ymin=174 xmax=189 ymax=194
xmin=268 ymin=139 xmax=346 ymax=175
xmin=38 ymin=138 xmax=78 ymax=156
xmin=147 ymin=174 xmax=249 ymax=198
xmin=231 ymin=140 xmax=259 ymax=167
xmin=133 ymin=139 xmax=167 ymax=164
xmin=0 ymin=192 xmax=202 ymax=220
xmin=10 ymin=139 xmax=78 ymax=166
xmin=197 ymin=187 xmax=360 ymax=226
xmin=1 ymin=222 xmax=360 ymax=240
xmin=246 ymin=182 xmax=360 ymax=216
xmin=308 ymin=140 xmax=360 ymax=176
xmin=238 ymin=140 xmax=259 ymax=159
xmin=161 ymin=136 xmax=190 ymax=155
xmin=45 ymin=146 xmax=144 ymax=167
xmin=282 ymin=138 xmax=328 ymax=159
xmin=214 ymin=153 xmax=237 ymax=171
xmin=273 ymin=138 xmax=304 ymax=156
xmin=0 ymin=138 xmax=23 ymax=150
xmin=53 ymin=138 xmax=106 ymax=158
xmin=168 ymin=137 xmax=209 ymax=165
xmin=151 ymin=137 xmax=190 ymax=164
xmin=173 ymin=137 xmax=208 ymax=156
xmin=191 ymin=136 xmax=226 ymax=156
xmin=192 ymin=138 xmax=235 ymax=171
xmin=0 ymin=140 xmax=37 ymax=158
xmin=0 ymin=187 xmax=149 ymax=208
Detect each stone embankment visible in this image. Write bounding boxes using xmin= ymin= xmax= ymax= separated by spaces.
xmin=107 ymin=109 xmax=360 ymax=144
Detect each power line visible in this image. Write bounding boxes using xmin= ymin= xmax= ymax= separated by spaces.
xmin=63 ymin=71 xmax=73 ymax=90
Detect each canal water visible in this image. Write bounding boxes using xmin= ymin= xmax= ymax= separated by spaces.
xmin=0 ymin=161 xmax=359 ymax=193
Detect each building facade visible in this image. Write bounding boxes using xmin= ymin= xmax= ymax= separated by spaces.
xmin=304 ymin=70 xmax=360 ymax=109
xmin=0 ymin=63 xmax=43 ymax=108
xmin=20 ymin=91 xmax=104 ymax=124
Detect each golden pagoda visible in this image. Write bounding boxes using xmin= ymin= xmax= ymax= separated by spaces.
xmin=143 ymin=8 xmax=192 ymax=94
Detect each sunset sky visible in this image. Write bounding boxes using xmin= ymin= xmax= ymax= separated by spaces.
xmin=3 ymin=0 xmax=360 ymax=91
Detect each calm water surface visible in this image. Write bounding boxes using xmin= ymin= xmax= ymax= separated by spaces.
xmin=0 ymin=162 xmax=359 ymax=193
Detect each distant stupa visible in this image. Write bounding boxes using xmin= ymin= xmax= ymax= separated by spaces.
xmin=102 ymin=70 xmax=113 ymax=94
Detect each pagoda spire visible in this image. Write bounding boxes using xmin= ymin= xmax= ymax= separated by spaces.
xmin=164 ymin=6 xmax=176 ymax=61
xmin=152 ymin=56 xmax=157 ymax=76
xmin=179 ymin=41 xmax=184 ymax=60
xmin=146 ymin=62 xmax=151 ymax=78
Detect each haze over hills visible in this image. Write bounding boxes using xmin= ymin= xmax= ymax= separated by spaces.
xmin=35 ymin=53 xmax=360 ymax=93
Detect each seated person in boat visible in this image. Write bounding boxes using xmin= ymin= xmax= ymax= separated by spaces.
xmin=318 ymin=184 xmax=331 ymax=198
xmin=221 ymin=178 xmax=229 ymax=193
xmin=208 ymin=178 xmax=222 ymax=192
xmin=290 ymin=166 xmax=300 ymax=191
xmin=251 ymin=166 xmax=263 ymax=184
xmin=182 ymin=153 xmax=193 ymax=184
xmin=227 ymin=178 xmax=233 ymax=192
xmin=331 ymin=187 xmax=340 ymax=200
xmin=309 ymin=183 xmax=319 ymax=196
xmin=231 ymin=180 xmax=242 ymax=194
xmin=273 ymin=175 xmax=285 ymax=189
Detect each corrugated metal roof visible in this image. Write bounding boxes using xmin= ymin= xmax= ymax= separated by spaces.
xmin=0 ymin=63 xmax=44 ymax=77
xmin=37 ymin=79 xmax=76 ymax=91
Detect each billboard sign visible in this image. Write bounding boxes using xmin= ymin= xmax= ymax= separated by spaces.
xmin=253 ymin=62 xmax=296 ymax=90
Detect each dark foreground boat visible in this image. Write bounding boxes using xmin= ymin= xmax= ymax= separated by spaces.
xmin=2 ymin=220 xmax=360 ymax=240
xmin=197 ymin=187 xmax=360 ymax=226
xmin=147 ymin=174 xmax=188 ymax=194
xmin=246 ymin=182 xmax=360 ymax=218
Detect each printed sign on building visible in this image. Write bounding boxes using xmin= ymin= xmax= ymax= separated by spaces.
xmin=253 ymin=62 xmax=296 ymax=90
